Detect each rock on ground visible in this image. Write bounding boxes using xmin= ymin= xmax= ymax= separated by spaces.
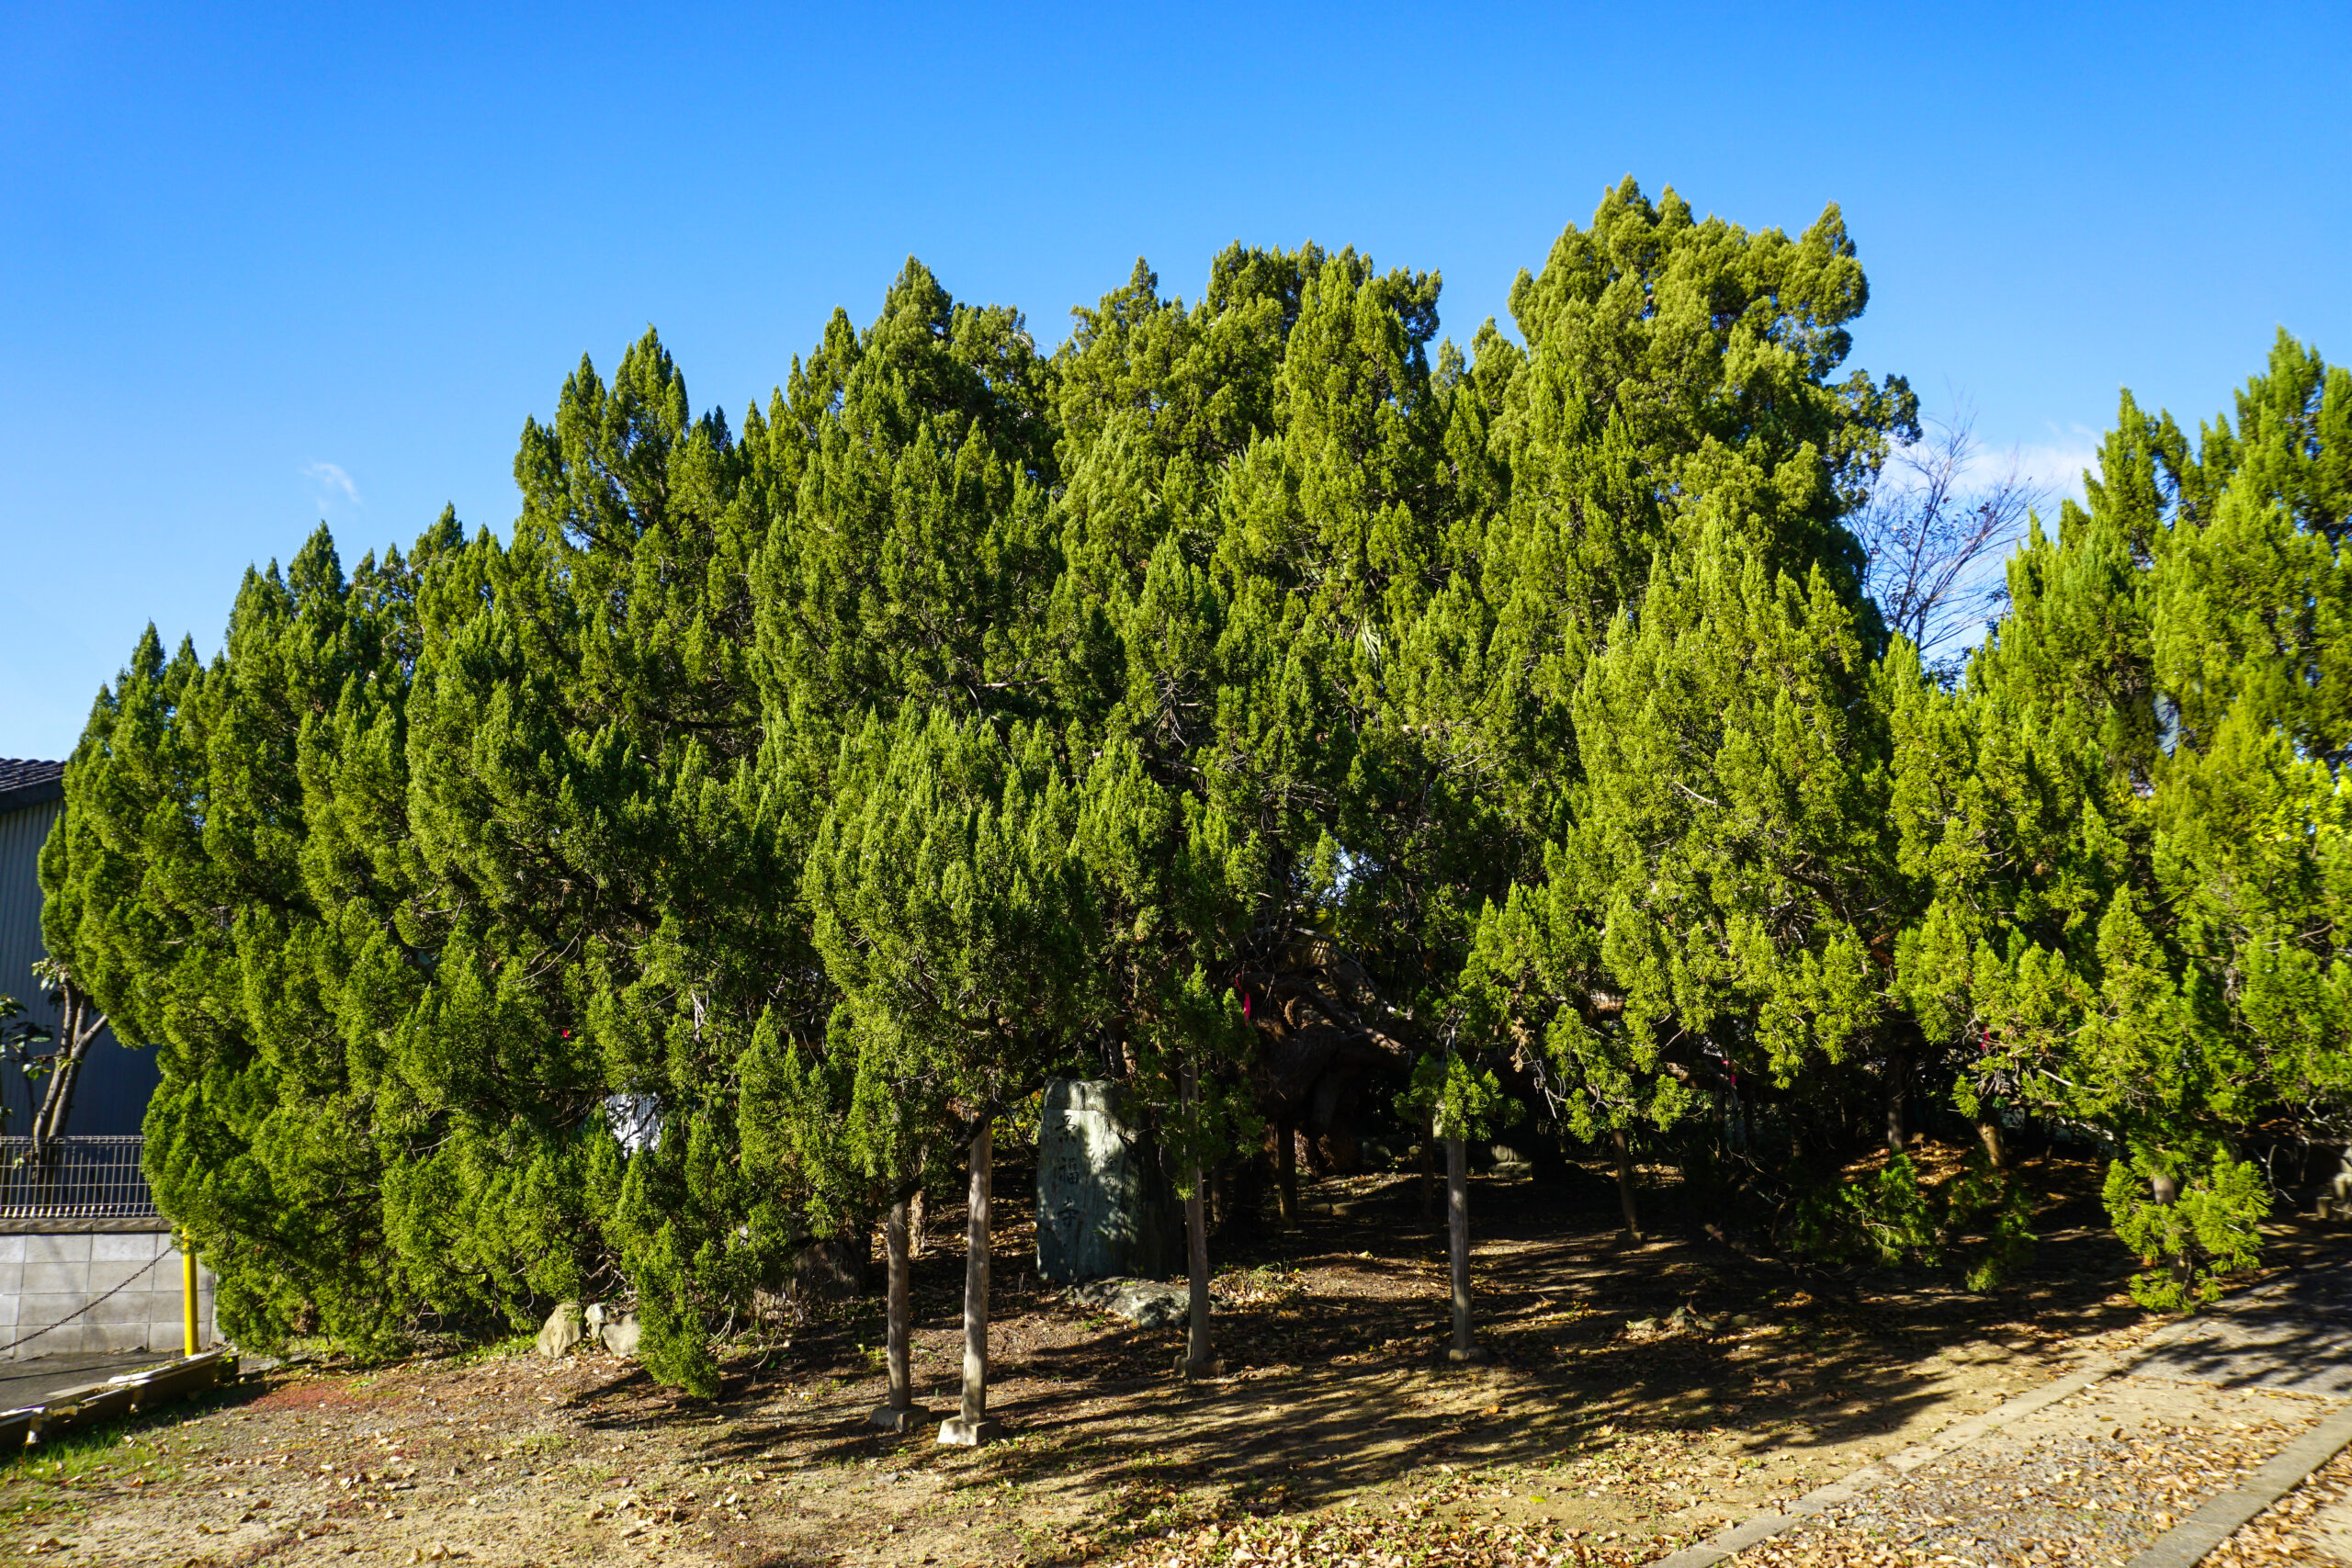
xmin=600 ymin=1310 xmax=642 ymax=1357
xmin=535 ymin=1301 xmax=583 ymax=1358
xmin=1037 ymin=1078 xmax=1171 ymax=1282
xmin=1070 ymin=1278 xmax=1190 ymax=1329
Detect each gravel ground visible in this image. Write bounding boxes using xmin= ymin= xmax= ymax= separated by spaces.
xmin=2204 ymin=1447 xmax=2352 ymax=1565
xmin=1731 ymin=1384 xmax=2326 ymax=1565
xmin=1713 ymin=1237 xmax=2352 ymax=1568
xmin=1094 ymin=1468 xmax=1717 ymax=1568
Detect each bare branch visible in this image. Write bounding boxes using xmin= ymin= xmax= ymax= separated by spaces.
xmin=1853 ymin=400 xmax=2045 ymax=671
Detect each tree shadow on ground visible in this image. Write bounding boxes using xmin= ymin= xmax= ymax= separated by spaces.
xmin=581 ymin=1147 xmax=2346 ymax=1558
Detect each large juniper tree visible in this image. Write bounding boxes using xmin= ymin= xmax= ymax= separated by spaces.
xmin=1894 ymin=333 xmax=2352 ymax=1306
xmin=50 ymin=200 xmax=2336 ymax=1394
xmin=1454 ymin=182 xmax=1919 ymax=1247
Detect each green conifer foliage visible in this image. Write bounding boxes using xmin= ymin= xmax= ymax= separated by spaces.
xmin=51 ymin=206 xmax=2336 ymax=1382
xmin=384 ymin=333 xmax=803 ymax=1378
xmin=751 ymin=260 xmax=1059 ymax=759
xmin=1457 ymin=184 xmax=1916 ymax=1240
xmin=41 ymin=525 xmax=457 ymax=1345
xmin=1467 ymin=524 xmax=1895 ymax=1187
xmin=1895 ymin=333 xmax=2352 ymax=1307
xmin=46 ymin=327 xmax=819 ymax=1362
xmin=1464 ymin=179 xmax=1916 ymax=848
xmin=800 ymin=712 xmax=1097 ymax=1119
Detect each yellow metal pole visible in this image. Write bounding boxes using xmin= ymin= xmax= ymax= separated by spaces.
xmin=181 ymin=1235 xmax=198 ymax=1357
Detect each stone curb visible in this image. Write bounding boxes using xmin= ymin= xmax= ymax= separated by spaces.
xmin=1653 ymin=1316 xmax=2213 ymax=1568
xmin=0 ymin=1349 xmax=240 ymax=1450
xmin=2122 ymin=1404 xmax=2352 ymax=1568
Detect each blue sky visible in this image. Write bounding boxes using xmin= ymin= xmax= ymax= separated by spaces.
xmin=4 ymin=1 xmax=2346 ymax=757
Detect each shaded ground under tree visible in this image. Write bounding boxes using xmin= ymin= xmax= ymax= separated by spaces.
xmin=4 ymin=1145 xmax=2345 ymax=1567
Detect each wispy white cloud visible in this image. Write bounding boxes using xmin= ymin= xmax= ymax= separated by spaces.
xmin=300 ymin=461 xmax=361 ymax=507
xmin=2008 ymin=425 xmax=2102 ymax=503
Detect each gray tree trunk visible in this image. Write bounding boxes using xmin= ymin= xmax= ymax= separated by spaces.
xmin=31 ymin=985 xmax=105 ymax=1162
xmin=1184 ymin=1173 xmax=1213 ymax=1373
xmin=1885 ymin=1048 xmax=1909 ymax=1156
xmin=2151 ymin=1168 xmax=2194 ymax=1296
xmin=1182 ymin=1056 xmax=1214 ymax=1376
xmin=1974 ymin=1115 xmax=2008 ymax=1170
xmin=2321 ymin=1143 xmax=2352 ymax=1219
xmin=884 ymin=1199 xmax=913 ymax=1411
xmin=1612 ymin=1126 xmax=1643 ymax=1241
xmin=1274 ymin=1120 xmax=1298 ymax=1228
xmin=959 ymin=1124 xmax=992 ymax=1422
xmin=1419 ymin=1115 xmax=1438 ymax=1221
xmin=1447 ymin=1134 xmax=1474 ymax=1357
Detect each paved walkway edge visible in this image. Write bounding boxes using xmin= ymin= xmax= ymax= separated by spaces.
xmin=1651 ymin=1361 xmax=2121 ymax=1568
xmin=1653 ymin=1315 xmax=2214 ymax=1568
xmin=2123 ymin=1404 xmax=2352 ymax=1568
xmin=0 ymin=1350 xmax=240 ymax=1450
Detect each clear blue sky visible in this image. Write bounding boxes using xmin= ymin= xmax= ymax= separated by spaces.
xmin=5 ymin=2 xmax=2346 ymax=758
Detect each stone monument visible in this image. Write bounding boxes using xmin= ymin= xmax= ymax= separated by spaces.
xmin=1035 ymin=1079 xmax=1170 ymax=1283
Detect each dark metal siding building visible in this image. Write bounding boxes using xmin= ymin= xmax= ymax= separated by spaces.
xmin=0 ymin=761 xmax=159 ymax=1138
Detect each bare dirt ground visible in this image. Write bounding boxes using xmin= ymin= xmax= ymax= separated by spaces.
xmin=0 ymin=1150 xmax=2343 ymax=1568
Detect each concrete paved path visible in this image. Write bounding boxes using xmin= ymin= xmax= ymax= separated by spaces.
xmin=2131 ymin=1266 xmax=2352 ymax=1399
xmin=1660 ymin=1248 xmax=2352 ymax=1568
xmin=0 ymin=1350 xmax=184 ymax=1411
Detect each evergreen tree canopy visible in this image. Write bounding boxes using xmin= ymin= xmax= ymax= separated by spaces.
xmin=37 ymin=186 xmax=2342 ymax=1382
xmin=1893 ymin=331 xmax=2352 ymax=1304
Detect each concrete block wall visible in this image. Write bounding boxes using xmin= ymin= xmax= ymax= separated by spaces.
xmin=0 ymin=1231 xmax=219 ymax=1359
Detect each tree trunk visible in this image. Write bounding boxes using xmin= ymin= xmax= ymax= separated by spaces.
xmin=958 ymin=1124 xmax=992 ymax=1422
xmin=1419 ymin=1116 xmax=1438 ymax=1222
xmin=1447 ymin=1134 xmax=1477 ymax=1359
xmin=1274 ymin=1120 xmax=1298 ymax=1229
xmin=883 ymin=1199 xmax=913 ymax=1412
xmin=2151 ymin=1169 xmax=2194 ymax=1297
xmin=2321 ymin=1143 xmax=2352 ymax=1220
xmin=1612 ymin=1126 xmax=1643 ymax=1241
xmin=1183 ymin=1168 xmax=1213 ymax=1374
xmin=1884 ymin=1048 xmax=1909 ymax=1157
xmin=31 ymin=986 xmax=104 ymax=1163
xmin=1182 ymin=1056 xmax=1215 ymax=1377
xmin=1974 ymin=1115 xmax=2008 ymax=1171
xmin=909 ymin=1188 xmax=929 ymax=1258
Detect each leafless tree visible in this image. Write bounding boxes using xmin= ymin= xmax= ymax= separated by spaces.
xmin=1854 ymin=404 xmax=2044 ymax=675
xmin=19 ymin=958 xmax=107 ymax=1161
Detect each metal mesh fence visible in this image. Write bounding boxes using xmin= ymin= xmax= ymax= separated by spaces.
xmin=0 ymin=1136 xmax=158 ymax=1220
